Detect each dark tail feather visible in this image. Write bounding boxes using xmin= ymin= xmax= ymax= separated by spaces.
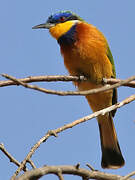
xmin=98 ymin=114 xmax=125 ymax=169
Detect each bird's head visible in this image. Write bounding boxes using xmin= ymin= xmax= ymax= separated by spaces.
xmin=32 ymin=11 xmax=84 ymax=40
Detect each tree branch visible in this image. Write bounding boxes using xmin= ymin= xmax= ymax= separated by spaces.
xmin=1 ymin=74 xmax=135 ymax=179
xmin=10 ymin=94 xmax=135 ymax=179
xmin=26 ymin=159 xmax=37 ymax=169
xmin=122 ymin=171 xmax=135 ymax=180
xmin=0 ymin=75 xmax=84 ymax=87
xmin=16 ymin=165 xmax=135 ymax=180
xmin=0 ymin=143 xmax=27 ymax=172
xmin=57 ymin=171 xmax=64 ymax=180
xmin=2 ymin=74 xmax=135 ymax=96
xmin=1 ymin=74 xmax=135 ymax=88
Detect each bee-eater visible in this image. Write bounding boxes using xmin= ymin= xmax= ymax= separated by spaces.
xmin=32 ymin=11 xmax=125 ymax=169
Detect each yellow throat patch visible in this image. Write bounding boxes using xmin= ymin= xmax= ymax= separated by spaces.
xmin=49 ymin=20 xmax=78 ymax=40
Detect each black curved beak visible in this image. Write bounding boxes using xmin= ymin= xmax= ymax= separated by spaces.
xmin=32 ymin=23 xmax=54 ymax=29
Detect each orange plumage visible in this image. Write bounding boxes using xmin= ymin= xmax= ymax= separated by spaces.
xmin=33 ymin=11 xmax=125 ymax=169
xmin=59 ymin=22 xmax=114 ymax=122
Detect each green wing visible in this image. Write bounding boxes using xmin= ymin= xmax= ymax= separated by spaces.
xmin=107 ymin=45 xmax=117 ymax=117
xmin=107 ymin=45 xmax=116 ymax=78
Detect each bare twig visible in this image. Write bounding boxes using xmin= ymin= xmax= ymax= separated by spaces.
xmin=57 ymin=171 xmax=64 ymax=180
xmin=104 ymin=78 xmax=135 ymax=88
xmin=1 ymin=74 xmax=135 ymax=88
xmin=10 ymin=94 xmax=135 ymax=179
xmin=2 ymin=74 xmax=135 ymax=96
xmin=122 ymin=171 xmax=135 ymax=180
xmin=0 ymin=75 xmax=85 ymax=87
xmin=16 ymin=165 xmax=135 ymax=180
xmin=0 ymin=143 xmax=27 ymax=172
xmin=86 ymin=163 xmax=95 ymax=171
xmin=26 ymin=159 xmax=36 ymax=169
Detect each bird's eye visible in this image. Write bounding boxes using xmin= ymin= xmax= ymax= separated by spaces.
xmin=59 ymin=16 xmax=66 ymax=22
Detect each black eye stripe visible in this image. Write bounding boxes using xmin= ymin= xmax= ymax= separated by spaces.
xmin=47 ymin=14 xmax=79 ymax=24
xmin=66 ymin=15 xmax=79 ymax=21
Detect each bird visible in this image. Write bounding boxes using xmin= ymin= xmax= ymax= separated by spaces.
xmin=32 ymin=10 xmax=125 ymax=169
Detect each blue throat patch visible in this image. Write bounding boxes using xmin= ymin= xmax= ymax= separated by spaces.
xmin=57 ymin=24 xmax=77 ymax=45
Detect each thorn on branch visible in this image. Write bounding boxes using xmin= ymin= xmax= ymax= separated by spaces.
xmin=75 ymin=163 xmax=80 ymax=169
xmin=47 ymin=130 xmax=58 ymax=137
xmin=86 ymin=163 xmax=95 ymax=171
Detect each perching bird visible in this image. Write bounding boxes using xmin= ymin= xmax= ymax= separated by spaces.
xmin=32 ymin=11 xmax=125 ymax=169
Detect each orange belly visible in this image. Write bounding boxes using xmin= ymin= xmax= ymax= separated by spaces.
xmin=61 ymin=45 xmax=113 ymax=112
xmin=59 ymin=22 xmax=114 ymax=112
xmin=77 ymin=81 xmax=113 ymax=112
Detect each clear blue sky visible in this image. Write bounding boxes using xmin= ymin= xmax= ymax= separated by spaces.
xmin=1 ymin=1 xmax=135 ymax=179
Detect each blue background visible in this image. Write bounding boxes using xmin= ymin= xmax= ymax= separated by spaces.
xmin=0 ymin=1 xmax=135 ymax=179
